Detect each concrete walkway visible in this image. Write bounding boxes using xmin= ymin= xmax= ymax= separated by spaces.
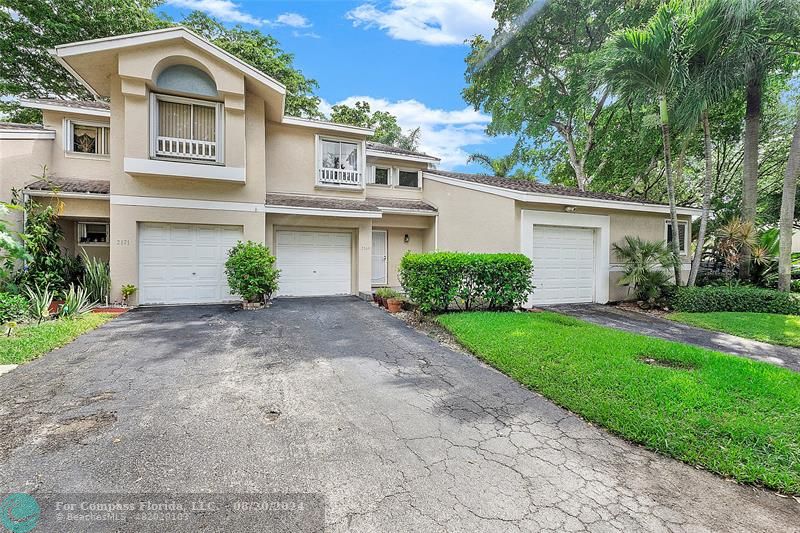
xmin=1 ymin=299 xmax=798 ymax=531
xmin=551 ymin=303 xmax=800 ymax=372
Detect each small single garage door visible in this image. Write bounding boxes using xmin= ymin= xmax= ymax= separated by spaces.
xmin=139 ymin=223 xmax=242 ymax=305
xmin=275 ymin=230 xmax=351 ymax=296
xmin=531 ymin=225 xmax=595 ymax=305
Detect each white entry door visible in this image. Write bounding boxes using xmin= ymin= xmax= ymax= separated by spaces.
xmin=275 ymin=230 xmax=352 ymax=296
xmin=139 ymin=222 xmax=242 ymax=305
xmin=371 ymin=230 xmax=387 ymax=285
xmin=531 ymin=225 xmax=595 ymax=305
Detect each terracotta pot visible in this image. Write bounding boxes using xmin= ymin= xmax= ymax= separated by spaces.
xmin=387 ymin=298 xmax=403 ymax=313
xmin=48 ymin=300 xmax=64 ymax=314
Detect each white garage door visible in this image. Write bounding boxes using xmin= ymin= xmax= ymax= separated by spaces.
xmin=139 ymin=223 xmax=242 ymax=305
xmin=531 ymin=225 xmax=595 ymax=305
xmin=275 ymin=230 xmax=352 ymax=296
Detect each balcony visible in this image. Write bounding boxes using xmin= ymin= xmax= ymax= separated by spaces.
xmin=156 ymin=136 xmax=217 ymax=161
xmin=317 ymin=168 xmax=362 ymax=187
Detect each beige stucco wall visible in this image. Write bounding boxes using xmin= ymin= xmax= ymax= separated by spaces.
xmin=0 ymin=137 xmax=53 ymax=230
xmin=371 ymin=213 xmax=435 ymax=287
xmin=41 ymin=110 xmax=111 ymax=181
xmin=365 ymin=156 xmax=427 ymax=200
xmin=110 ymin=205 xmax=265 ymax=304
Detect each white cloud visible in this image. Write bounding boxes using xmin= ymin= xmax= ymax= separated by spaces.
xmin=275 ymin=12 xmax=311 ymax=28
xmin=166 ymin=1 xmax=313 ymax=30
xmin=323 ymin=96 xmax=492 ymax=168
xmin=166 ymin=0 xmax=263 ymax=25
xmin=346 ymin=0 xmax=495 ymax=46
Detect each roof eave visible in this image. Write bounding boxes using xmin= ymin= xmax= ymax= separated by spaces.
xmin=366 ymin=149 xmax=440 ymax=163
xmin=18 ymin=98 xmax=110 ymax=117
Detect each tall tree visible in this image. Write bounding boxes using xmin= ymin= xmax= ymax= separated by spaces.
xmin=604 ymin=1 xmax=689 ymax=284
xmin=778 ymin=104 xmax=800 ymax=291
xmin=464 ymin=0 xmax=659 ymax=191
xmin=329 ymin=100 xmax=420 ymax=149
xmin=467 ymin=152 xmax=519 ymax=177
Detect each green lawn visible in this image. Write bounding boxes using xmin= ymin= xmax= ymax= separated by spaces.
xmin=0 ymin=314 xmax=115 ymax=365
xmin=438 ymin=311 xmax=800 ymax=495
xmin=669 ymin=311 xmax=800 ymax=348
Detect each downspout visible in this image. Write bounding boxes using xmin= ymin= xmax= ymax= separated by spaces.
xmin=434 ymin=214 xmax=439 ymax=251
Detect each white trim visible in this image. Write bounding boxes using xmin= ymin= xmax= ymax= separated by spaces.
xmin=664 ymin=219 xmax=690 ymax=256
xmin=111 ymin=194 xmax=263 ymax=213
xmin=124 ymin=157 xmax=245 ymax=183
xmin=19 ymin=98 xmax=109 ymax=117
xmin=283 ymin=115 xmax=374 ymax=136
xmin=424 ymin=172 xmax=703 ymax=216
xmin=25 ymin=191 xmax=109 ymax=200
xmin=314 ymin=134 xmax=365 ymax=188
xmin=51 ymin=27 xmax=286 ymax=96
xmin=0 ymin=129 xmax=55 ymax=140
xmin=366 ymin=149 xmax=439 ymax=163
xmin=367 ymin=164 xmax=392 ymax=186
xmin=371 ymin=229 xmax=388 ymax=285
xmin=264 ymin=204 xmax=382 ymax=219
xmin=77 ymin=221 xmax=110 ymax=247
xmin=434 ymin=214 xmax=439 ymax=251
xmin=150 ymin=93 xmax=224 ymax=164
xmin=520 ymin=210 xmax=610 ymax=307
xmin=376 ymin=207 xmax=437 ymax=216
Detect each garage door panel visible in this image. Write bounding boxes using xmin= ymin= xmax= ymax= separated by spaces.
xmin=276 ymin=230 xmax=352 ymax=297
xmin=531 ymin=225 xmax=595 ymax=305
xmin=139 ymin=223 xmax=242 ymax=305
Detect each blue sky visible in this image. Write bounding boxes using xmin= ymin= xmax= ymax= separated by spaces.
xmin=158 ymin=0 xmax=514 ymax=171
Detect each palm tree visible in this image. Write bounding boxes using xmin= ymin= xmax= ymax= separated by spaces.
xmin=778 ymin=106 xmax=800 ymax=291
xmin=604 ymin=1 xmax=689 ymax=284
xmin=612 ymin=236 xmax=680 ymax=301
xmin=677 ymin=0 xmax=746 ymax=286
xmin=467 ymin=152 xmax=520 ymax=177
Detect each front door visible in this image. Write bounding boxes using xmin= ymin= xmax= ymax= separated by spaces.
xmin=371 ymin=230 xmax=388 ymax=285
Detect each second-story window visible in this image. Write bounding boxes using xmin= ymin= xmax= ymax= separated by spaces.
xmin=66 ymin=120 xmax=109 ymax=156
xmin=318 ymin=137 xmax=362 ymax=186
xmin=398 ymin=169 xmax=420 ymax=188
xmin=151 ymin=94 xmax=223 ymax=164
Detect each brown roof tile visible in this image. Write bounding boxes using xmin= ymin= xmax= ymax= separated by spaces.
xmin=23 ymin=98 xmax=110 ymax=111
xmin=265 ymin=193 xmax=436 ymax=214
xmin=0 ymin=122 xmax=54 ymax=131
xmin=366 ymin=141 xmax=440 ymax=161
xmin=25 ymin=177 xmax=110 ymax=195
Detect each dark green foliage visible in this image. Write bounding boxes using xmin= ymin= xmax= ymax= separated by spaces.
xmin=224 ymin=241 xmax=279 ymax=303
xmin=612 ymin=236 xmax=678 ymax=302
xmin=0 ymin=292 xmax=27 ymax=323
xmin=672 ymin=285 xmax=800 ymax=314
xmin=398 ymin=252 xmax=533 ymax=313
xmin=17 ymin=199 xmax=70 ymax=294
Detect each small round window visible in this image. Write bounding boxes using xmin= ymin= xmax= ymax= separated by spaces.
xmin=156 ymin=64 xmax=217 ymax=97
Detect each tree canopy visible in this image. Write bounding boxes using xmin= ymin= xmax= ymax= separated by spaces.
xmin=329 ymin=100 xmax=421 ymax=150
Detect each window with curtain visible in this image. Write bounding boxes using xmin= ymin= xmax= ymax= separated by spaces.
xmin=665 ymin=220 xmax=689 ymax=254
xmin=321 ymin=139 xmax=359 ymax=170
xmin=153 ymin=94 xmax=220 ymax=162
xmin=69 ymin=122 xmax=109 ymax=155
xmin=373 ymin=167 xmax=390 ymax=185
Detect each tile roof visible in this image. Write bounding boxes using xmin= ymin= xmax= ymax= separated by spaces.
xmin=265 ymin=193 xmax=437 ymax=214
xmin=0 ymin=122 xmax=54 ymax=131
xmin=22 ymin=97 xmax=110 ymax=111
xmin=424 ymin=170 xmax=673 ymax=207
xmin=25 ymin=177 xmax=110 ymax=195
xmin=366 ymin=141 xmax=440 ymax=161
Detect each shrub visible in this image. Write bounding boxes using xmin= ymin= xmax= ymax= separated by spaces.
xmin=399 ymin=252 xmax=533 ymax=313
xmin=672 ymin=285 xmax=800 ymax=315
xmin=82 ymin=252 xmax=110 ymax=305
xmin=224 ymin=241 xmax=280 ymax=303
xmin=58 ymin=284 xmax=96 ymax=318
xmin=17 ymin=198 xmax=70 ymax=293
xmin=375 ymin=287 xmax=400 ymax=299
xmin=25 ymin=285 xmax=54 ymax=324
xmin=0 ymin=292 xmax=27 ymax=323
xmin=612 ymin=236 xmax=678 ymax=302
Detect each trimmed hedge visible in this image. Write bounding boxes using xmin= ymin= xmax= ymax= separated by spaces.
xmin=672 ymin=285 xmax=800 ymax=315
xmin=399 ymin=252 xmax=533 ymax=313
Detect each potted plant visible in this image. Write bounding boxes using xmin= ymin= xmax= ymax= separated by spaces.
xmin=224 ymin=241 xmax=280 ymax=310
xmin=386 ymin=293 xmax=404 ymax=313
xmin=120 ymin=284 xmax=137 ymax=307
xmin=375 ymin=287 xmax=393 ymax=308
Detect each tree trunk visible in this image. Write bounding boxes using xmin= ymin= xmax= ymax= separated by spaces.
xmin=660 ymin=95 xmax=682 ymax=285
xmin=689 ymin=110 xmax=714 ymax=287
xmin=777 ymin=106 xmax=800 ymax=291
xmin=740 ymin=75 xmax=762 ymax=280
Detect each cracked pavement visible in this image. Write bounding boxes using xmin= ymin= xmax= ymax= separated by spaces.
xmin=1 ymin=297 xmax=798 ymax=532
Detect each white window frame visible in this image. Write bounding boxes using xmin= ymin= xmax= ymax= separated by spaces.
xmin=396 ymin=167 xmax=422 ymax=189
xmin=315 ymin=134 xmax=365 ymax=188
xmin=664 ymin=219 xmax=690 ymax=255
xmin=64 ymin=119 xmax=110 ymax=158
xmin=77 ymin=221 xmax=110 ymax=247
xmin=368 ymin=165 xmax=392 ymax=187
xmin=149 ymin=92 xmax=224 ymax=165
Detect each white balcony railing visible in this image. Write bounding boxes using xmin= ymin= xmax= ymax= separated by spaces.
xmin=156 ymin=136 xmax=217 ymax=161
xmin=317 ymin=168 xmax=362 ymax=186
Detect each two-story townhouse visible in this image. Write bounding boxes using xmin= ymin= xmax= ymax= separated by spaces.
xmin=0 ymin=27 xmax=700 ymax=308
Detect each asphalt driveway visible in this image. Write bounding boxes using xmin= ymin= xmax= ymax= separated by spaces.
xmin=1 ymin=298 xmax=797 ymax=532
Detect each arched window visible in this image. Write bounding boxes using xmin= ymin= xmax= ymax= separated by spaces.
xmin=156 ymin=64 xmax=217 ymax=97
